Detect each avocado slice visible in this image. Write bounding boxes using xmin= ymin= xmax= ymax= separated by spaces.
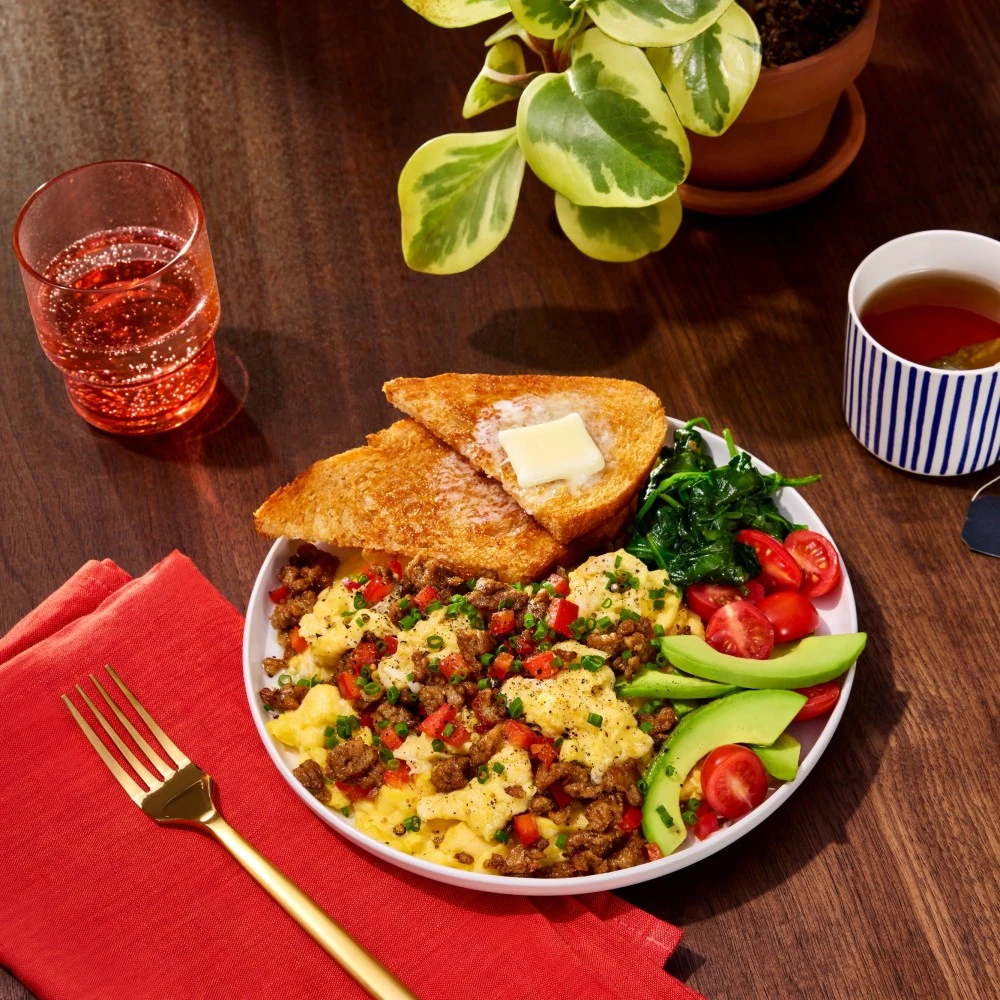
xmin=617 ymin=669 xmax=739 ymax=700
xmin=656 ymin=633 xmax=866 ymax=689
xmin=642 ymin=689 xmax=807 ymax=855
xmin=751 ymin=732 xmax=801 ymax=781
xmin=670 ymin=698 xmax=700 ymax=718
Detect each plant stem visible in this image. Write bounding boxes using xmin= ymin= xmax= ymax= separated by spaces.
xmin=481 ymin=67 xmax=541 ymax=87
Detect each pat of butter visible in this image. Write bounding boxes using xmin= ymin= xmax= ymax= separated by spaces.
xmin=498 ymin=413 xmax=605 ymax=488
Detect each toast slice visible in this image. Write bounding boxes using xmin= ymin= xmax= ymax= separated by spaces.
xmin=253 ymin=420 xmax=572 ymax=582
xmin=384 ymin=374 xmax=666 ymax=543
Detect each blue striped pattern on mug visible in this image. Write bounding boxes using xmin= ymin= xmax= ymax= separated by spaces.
xmin=843 ymin=313 xmax=1000 ymax=476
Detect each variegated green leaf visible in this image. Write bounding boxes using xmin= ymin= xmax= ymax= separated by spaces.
xmin=402 ymin=0 xmax=510 ymax=28
xmin=647 ymin=3 xmax=760 ymax=135
xmin=552 ymin=9 xmax=590 ymax=63
xmin=586 ymin=0 xmax=731 ymax=47
xmin=484 ymin=17 xmax=529 ymax=44
xmin=555 ymin=191 xmax=681 ymax=261
xmin=463 ymin=39 xmax=529 ymax=118
xmin=517 ymin=29 xmax=690 ymax=207
xmin=399 ymin=128 xmax=525 ymax=274
xmin=510 ymin=0 xmax=575 ymax=39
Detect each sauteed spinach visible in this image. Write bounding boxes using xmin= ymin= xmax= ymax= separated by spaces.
xmin=626 ymin=419 xmax=821 ymax=587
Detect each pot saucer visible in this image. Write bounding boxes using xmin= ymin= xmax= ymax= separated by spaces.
xmin=679 ymin=85 xmax=866 ymax=217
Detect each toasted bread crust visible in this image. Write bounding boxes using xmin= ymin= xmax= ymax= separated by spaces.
xmin=253 ymin=420 xmax=572 ymax=582
xmin=384 ymin=374 xmax=665 ymax=543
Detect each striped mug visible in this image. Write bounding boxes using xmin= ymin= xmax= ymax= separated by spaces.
xmin=844 ymin=230 xmax=1000 ymax=476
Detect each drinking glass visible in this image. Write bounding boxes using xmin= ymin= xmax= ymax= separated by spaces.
xmin=13 ymin=161 xmax=221 ymax=434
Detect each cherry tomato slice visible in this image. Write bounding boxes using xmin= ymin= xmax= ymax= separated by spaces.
xmin=685 ymin=582 xmax=761 ymax=621
xmin=692 ymin=802 xmax=720 ymax=841
xmin=756 ymin=591 xmax=819 ymax=642
xmin=705 ymin=601 xmax=775 ymax=660
xmin=701 ymin=744 xmax=768 ymax=820
xmin=735 ymin=529 xmax=803 ymax=592
xmin=793 ymin=681 xmax=841 ymax=721
xmin=785 ymin=530 xmax=842 ymax=597
xmin=744 ymin=578 xmax=766 ymax=604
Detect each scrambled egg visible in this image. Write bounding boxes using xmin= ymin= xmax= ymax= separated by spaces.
xmin=417 ymin=745 xmax=535 ymax=839
xmin=266 ymin=683 xmax=356 ymax=752
xmin=569 ymin=549 xmax=703 ymax=637
xmin=502 ymin=661 xmax=653 ymax=783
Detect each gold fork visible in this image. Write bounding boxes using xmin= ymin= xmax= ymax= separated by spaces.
xmin=62 ymin=665 xmax=416 ymax=1000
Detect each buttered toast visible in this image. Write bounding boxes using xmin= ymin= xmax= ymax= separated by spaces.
xmin=253 ymin=420 xmax=572 ymax=582
xmin=384 ymin=373 xmax=666 ymax=543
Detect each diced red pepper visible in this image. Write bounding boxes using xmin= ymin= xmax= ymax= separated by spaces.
xmin=362 ymin=577 xmax=392 ymax=606
xmin=389 ymin=557 xmax=403 ymax=580
xmin=513 ymin=633 xmax=536 ymax=657
xmin=335 ymin=781 xmax=371 ymax=803
xmin=289 ymin=626 xmax=308 ymax=654
xmin=337 ymin=672 xmax=361 ymax=700
xmin=530 ymin=740 xmax=557 ymax=769
xmin=342 ymin=578 xmax=361 ymax=592
xmin=418 ymin=703 xmax=456 ymax=738
xmin=379 ymin=727 xmax=404 ymax=751
xmin=381 ymin=635 xmax=398 ymax=656
xmin=692 ymin=802 xmax=720 ymax=841
xmin=489 ymin=652 xmax=514 ymax=680
xmin=474 ymin=721 xmax=494 ymax=735
xmin=352 ymin=641 xmax=380 ymax=667
xmin=503 ymin=720 xmax=537 ymax=750
xmin=523 ymin=651 xmax=558 ymax=679
xmin=413 ymin=585 xmax=441 ymax=611
xmin=546 ymin=573 xmax=570 ymax=597
xmin=550 ymin=782 xmax=572 ymax=808
xmin=383 ymin=761 xmax=411 ymax=788
xmin=357 ymin=713 xmax=373 ymax=730
xmin=546 ymin=598 xmax=580 ymax=638
xmin=619 ymin=806 xmax=643 ymax=833
xmin=488 ymin=609 xmax=515 ymax=637
xmin=442 ymin=721 xmax=470 ymax=748
xmin=645 ymin=843 xmax=664 ymax=862
xmin=439 ymin=653 xmax=467 ymax=680
xmin=269 ymin=585 xmax=289 ymax=603
xmin=513 ymin=813 xmax=540 ymax=847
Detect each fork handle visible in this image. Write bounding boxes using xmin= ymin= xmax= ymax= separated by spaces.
xmin=204 ymin=814 xmax=417 ymax=1000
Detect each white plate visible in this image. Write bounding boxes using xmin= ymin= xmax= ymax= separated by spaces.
xmin=243 ymin=419 xmax=858 ymax=895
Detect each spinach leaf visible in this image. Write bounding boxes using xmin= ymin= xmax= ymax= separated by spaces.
xmin=626 ymin=419 xmax=820 ymax=588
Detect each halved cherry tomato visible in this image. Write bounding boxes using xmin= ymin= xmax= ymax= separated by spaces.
xmin=757 ymin=591 xmax=819 ymax=642
xmin=489 ymin=609 xmax=515 ymax=637
xmin=523 ymin=650 xmax=559 ymax=679
xmin=378 ymin=726 xmax=404 ymax=751
xmin=383 ymin=761 xmax=411 ymax=788
xmin=692 ymin=802 xmax=720 ymax=841
xmin=745 ymin=578 xmax=766 ymax=604
xmin=269 ymin=585 xmax=289 ymax=603
xmin=701 ymin=744 xmax=768 ymax=820
xmin=438 ymin=653 xmax=467 ymax=680
xmin=289 ymin=626 xmax=308 ymax=654
xmin=335 ymin=781 xmax=371 ymax=803
xmin=413 ymin=585 xmax=440 ymax=611
xmin=362 ymin=577 xmax=392 ymax=606
xmin=380 ymin=635 xmax=398 ymax=656
xmin=418 ymin=703 xmax=455 ymax=738
xmin=619 ymin=806 xmax=643 ymax=832
xmin=546 ymin=573 xmax=570 ymax=597
xmin=646 ymin=843 xmax=664 ymax=862
xmin=489 ymin=652 xmax=514 ymax=680
xmin=440 ymin=721 xmax=470 ymax=748
xmin=686 ymin=582 xmax=760 ymax=621
xmin=785 ymin=530 xmax=842 ymax=597
xmin=388 ymin=557 xmax=403 ymax=580
xmin=503 ymin=719 xmax=537 ymax=750
xmin=550 ymin=782 xmax=572 ymax=808
xmin=735 ymin=529 xmax=803 ymax=592
xmin=793 ymin=681 xmax=841 ymax=722
xmin=513 ymin=813 xmax=540 ymax=846
xmin=546 ymin=598 xmax=580 ymax=638
xmin=705 ymin=601 xmax=774 ymax=659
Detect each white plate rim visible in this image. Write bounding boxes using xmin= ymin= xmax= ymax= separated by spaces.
xmin=242 ymin=419 xmax=858 ymax=895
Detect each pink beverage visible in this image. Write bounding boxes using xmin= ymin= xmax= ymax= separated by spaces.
xmin=14 ymin=162 xmax=221 ymax=434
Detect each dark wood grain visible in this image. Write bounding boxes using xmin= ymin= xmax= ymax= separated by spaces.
xmin=1 ymin=2 xmax=998 ymax=999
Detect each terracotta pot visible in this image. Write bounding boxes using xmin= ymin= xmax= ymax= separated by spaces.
xmin=685 ymin=0 xmax=880 ymax=190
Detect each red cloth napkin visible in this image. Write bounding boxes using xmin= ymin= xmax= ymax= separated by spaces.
xmin=0 ymin=554 xmax=704 ymax=1000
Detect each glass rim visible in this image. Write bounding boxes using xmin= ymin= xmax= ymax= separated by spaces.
xmin=12 ymin=159 xmax=207 ymax=292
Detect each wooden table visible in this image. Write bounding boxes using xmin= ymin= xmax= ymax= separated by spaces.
xmin=1 ymin=2 xmax=997 ymax=998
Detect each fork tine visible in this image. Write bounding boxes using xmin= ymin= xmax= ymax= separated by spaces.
xmin=90 ymin=673 xmax=173 ymax=779
xmin=75 ymin=685 xmax=160 ymax=789
xmin=104 ymin=665 xmax=189 ymax=767
xmin=62 ymin=694 xmax=145 ymax=805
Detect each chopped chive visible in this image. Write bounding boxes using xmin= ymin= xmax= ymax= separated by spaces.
xmin=406 ymin=672 xmax=415 ymax=682
xmin=341 ymin=806 xmax=350 ymax=817
xmin=393 ymin=722 xmax=410 ymax=739
xmin=656 ymin=805 xmax=675 ymax=829
xmin=385 ymin=758 xmax=402 ymax=771
xmin=480 ymin=653 xmax=494 ymax=666
xmin=353 ymin=593 xmax=366 ymax=610
xmin=431 ymin=738 xmax=446 ymax=753
xmin=324 ymin=726 xmax=335 ymax=737
xmin=402 ymin=815 xmax=421 ymax=832
xmin=653 ymin=600 xmax=665 ymax=611
xmin=425 ymin=600 xmax=444 ymax=613
xmin=492 ymin=761 xmax=505 ymax=774
xmin=653 ymin=624 xmax=665 ymax=637
xmin=378 ymin=747 xmax=394 ymax=762
xmin=363 ymin=681 xmax=381 ymax=696
xmin=477 ymin=764 xmax=489 ymax=784
xmin=587 ymin=713 xmax=603 ymax=728
xmin=442 ymin=723 xmax=456 ymax=738
xmin=615 ymin=554 xmax=622 ymax=567
xmin=639 ymin=721 xmax=653 ymax=734
xmin=466 ymin=578 xmax=477 ymax=590
xmin=524 ymin=613 xmax=536 ymax=628
xmin=555 ymin=833 xmax=568 ymax=850
xmin=602 ymin=598 xmax=612 ymax=609
xmin=387 ymin=685 xmax=400 ymax=704
xmin=581 ymin=655 xmax=604 ymax=672
xmin=477 ymin=678 xmax=489 ymax=690
xmin=494 ymin=829 xmax=509 ymax=843
xmin=355 ymin=616 xmax=365 ymax=627
xmin=508 ymin=697 xmax=524 ymax=719
xmin=398 ymin=598 xmax=412 ymax=611
xmin=278 ymin=674 xmax=292 ymax=686
xmin=427 ymin=635 xmax=444 ymax=650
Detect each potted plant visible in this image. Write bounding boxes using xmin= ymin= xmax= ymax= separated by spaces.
xmin=397 ymin=0 xmax=876 ymax=272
